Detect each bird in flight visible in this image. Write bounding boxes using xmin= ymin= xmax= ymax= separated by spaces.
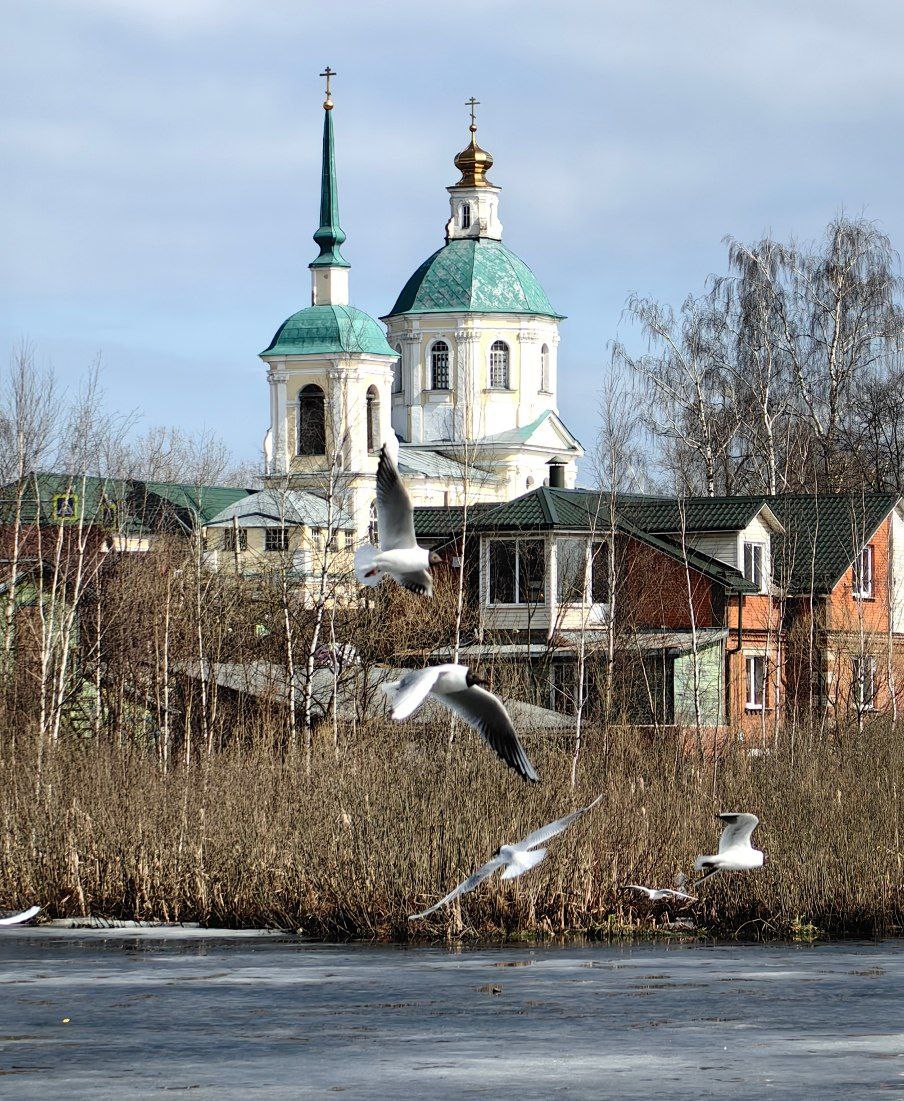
xmin=355 ymin=442 xmax=442 ymax=597
xmin=383 ymin=664 xmax=539 ymax=782
xmin=694 ymin=812 xmax=764 ymax=887
xmin=409 ymin=795 xmax=602 ymax=920
xmin=620 ymin=883 xmax=697 ymax=903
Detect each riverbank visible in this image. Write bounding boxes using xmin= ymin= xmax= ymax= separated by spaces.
xmin=1 ymin=721 xmax=902 ymax=940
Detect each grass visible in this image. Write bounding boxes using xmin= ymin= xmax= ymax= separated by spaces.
xmin=1 ymin=719 xmax=902 ymax=941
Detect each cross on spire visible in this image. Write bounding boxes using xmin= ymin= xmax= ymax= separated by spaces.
xmin=466 ymin=96 xmax=479 ymax=133
xmin=320 ymin=66 xmax=336 ymax=109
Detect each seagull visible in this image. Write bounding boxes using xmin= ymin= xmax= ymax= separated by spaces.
xmin=354 ymin=442 xmax=442 ymax=597
xmin=620 ymin=884 xmax=697 ymax=903
xmin=694 ymin=812 xmax=764 ymax=887
xmin=0 ymin=905 xmax=41 ymax=926
xmin=383 ymin=664 xmax=539 ymax=782
xmin=409 ymin=795 xmax=602 ymax=920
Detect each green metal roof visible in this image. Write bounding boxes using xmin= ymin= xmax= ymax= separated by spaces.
xmin=262 ymin=304 xmax=395 ymax=358
xmin=769 ymin=492 xmax=899 ymax=594
xmin=386 ymin=238 xmax=563 ymax=319
xmin=615 ymin=494 xmax=769 ymax=533
xmin=0 ymin=473 xmax=252 ymax=535
xmin=413 ymin=502 xmax=500 ymax=540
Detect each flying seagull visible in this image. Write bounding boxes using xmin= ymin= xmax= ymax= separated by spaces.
xmin=620 ymin=884 xmax=697 ymax=903
xmin=354 ymin=442 xmax=442 ymax=597
xmin=409 ymin=795 xmax=602 ymax=920
xmin=383 ymin=664 xmax=539 ymax=782
xmin=694 ymin=812 xmax=764 ymax=887
xmin=0 ymin=905 xmax=41 ymax=926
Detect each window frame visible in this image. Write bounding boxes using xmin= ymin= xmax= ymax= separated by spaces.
xmin=265 ymin=527 xmax=289 ymax=553
xmin=460 ymin=203 xmax=471 ymax=229
xmin=392 ymin=345 xmax=402 ymax=394
xmin=429 ymin=340 xmax=451 ymax=391
xmin=224 ymin=527 xmax=248 ymax=553
xmin=486 ymin=537 xmax=546 ymax=607
xmin=366 ymin=385 xmax=380 ymax=453
xmin=368 ymin=501 xmax=379 ymax=546
xmin=745 ymin=654 xmax=766 ymax=711
xmin=297 ymin=383 xmax=326 ymax=456
xmin=489 ymin=340 xmax=510 ymax=389
xmin=743 ymin=541 xmax=767 ymax=593
xmin=51 ymin=492 xmax=79 ymax=522
xmin=852 ymin=544 xmax=874 ymax=600
xmin=540 ymin=343 xmax=550 ymax=392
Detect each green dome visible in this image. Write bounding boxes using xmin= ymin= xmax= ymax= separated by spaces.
xmin=262 ymin=304 xmax=395 ymax=358
xmin=386 ymin=238 xmax=563 ymax=319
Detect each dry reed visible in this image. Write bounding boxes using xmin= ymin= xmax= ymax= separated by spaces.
xmin=1 ymin=719 xmax=902 ymax=941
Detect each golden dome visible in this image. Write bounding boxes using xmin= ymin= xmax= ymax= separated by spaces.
xmin=453 ymin=126 xmax=494 ymax=188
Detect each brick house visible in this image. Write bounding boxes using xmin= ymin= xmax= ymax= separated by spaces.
xmin=414 ymin=487 xmax=904 ymax=732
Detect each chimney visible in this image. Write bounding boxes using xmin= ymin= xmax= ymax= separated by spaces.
xmin=547 ymin=459 xmax=566 ymax=489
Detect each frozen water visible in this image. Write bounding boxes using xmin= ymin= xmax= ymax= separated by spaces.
xmin=1 ymin=930 xmax=903 ymax=1098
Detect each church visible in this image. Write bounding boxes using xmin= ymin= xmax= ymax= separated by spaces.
xmin=207 ymin=73 xmax=582 ymax=559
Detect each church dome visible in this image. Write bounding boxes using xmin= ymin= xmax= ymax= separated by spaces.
xmin=385 ymin=238 xmax=563 ymax=320
xmin=262 ymin=304 xmax=395 ymax=358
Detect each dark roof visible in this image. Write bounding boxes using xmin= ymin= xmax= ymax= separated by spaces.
xmin=0 ymin=473 xmax=252 ymax=535
xmin=413 ymin=503 xmax=500 ymax=540
xmin=615 ymin=494 xmax=771 ymax=533
xmin=769 ymin=492 xmax=899 ymax=594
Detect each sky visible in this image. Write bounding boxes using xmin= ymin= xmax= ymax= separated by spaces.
xmin=3 ymin=0 xmax=904 ymax=476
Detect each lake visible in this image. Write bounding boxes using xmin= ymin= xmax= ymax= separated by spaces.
xmin=1 ymin=930 xmax=903 ymax=1098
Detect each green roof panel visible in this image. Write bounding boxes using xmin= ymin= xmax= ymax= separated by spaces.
xmin=262 ymin=304 xmax=395 ymax=358
xmin=386 ymin=238 xmax=562 ymax=319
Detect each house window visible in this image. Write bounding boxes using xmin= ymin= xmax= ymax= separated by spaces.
xmin=743 ymin=542 xmax=766 ymax=593
xmin=368 ymin=501 xmax=379 ymax=546
xmin=265 ymin=527 xmax=289 ymax=552
xmin=591 ymin=540 xmax=610 ymax=603
xmin=366 ymin=385 xmax=380 ymax=452
xmin=488 ymin=538 xmax=546 ymax=605
xmin=540 ymin=344 xmax=550 ymax=391
xmin=852 ymin=656 xmax=876 ymax=711
xmin=745 ymin=655 xmax=765 ymax=711
xmin=557 ymin=538 xmax=587 ymax=603
xmin=460 ymin=203 xmax=471 ymax=229
xmin=393 ymin=346 xmax=402 ymax=393
xmin=224 ymin=528 xmax=248 ymax=552
xmin=51 ymin=493 xmax=79 ymax=521
xmin=852 ymin=545 xmax=873 ymax=599
xmin=297 ymin=384 xmax=326 ymax=455
xmin=431 ymin=341 xmax=450 ymax=390
xmin=489 ymin=340 xmax=510 ymax=388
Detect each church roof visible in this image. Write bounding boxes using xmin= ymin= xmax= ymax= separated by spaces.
xmin=261 ymin=304 xmax=395 ymax=358
xmin=385 ymin=238 xmax=562 ymax=319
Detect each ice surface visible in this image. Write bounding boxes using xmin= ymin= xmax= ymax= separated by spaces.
xmin=0 ymin=931 xmax=902 ymax=1098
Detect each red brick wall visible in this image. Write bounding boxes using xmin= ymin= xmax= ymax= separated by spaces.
xmin=617 ymin=537 xmax=716 ymax=630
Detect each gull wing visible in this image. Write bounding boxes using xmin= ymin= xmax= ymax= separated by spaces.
xmin=717 ymin=812 xmax=760 ymax=852
xmin=408 ymin=855 xmax=507 ymax=920
xmin=0 ymin=905 xmax=41 ymax=926
xmin=440 ymin=686 xmax=539 ymax=783
xmin=376 ymin=445 xmax=417 ymax=552
xmin=383 ymin=667 xmax=442 ymax=720
xmin=620 ymin=885 xmax=654 ymax=899
xmin=517 ymin=794 xmax=603 ymax=850
xmin=660 ymin=889 xmax=698 ymax=902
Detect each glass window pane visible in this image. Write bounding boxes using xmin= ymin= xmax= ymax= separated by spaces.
xmin=518 ymin=540 xmax=546 ymax=604
xmin=591 ymin=541 xmax=609 ymax=602
xmin=557 ymin=538 xmax=586 ymax=602
xmin=489 ymin=540 xmax=516 ymax=604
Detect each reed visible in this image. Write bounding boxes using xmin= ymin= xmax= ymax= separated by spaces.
xmin=1 ymin=717 xmax=902 ymax=941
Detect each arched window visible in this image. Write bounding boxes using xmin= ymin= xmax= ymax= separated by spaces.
xmin=431 ymin=341 xmax=450 ymax=390
xmin=368 ymin=500 xmax=379 ymax=546
xmin=540 ymin=344 xmax=550 ymax=391
xmin=366 ymin=385 xmax=380 ymax=452
xmin=297 ymin=384 xmax=326 ymax=455
xmin=490 ymin=340 xmax=510 ymax=389
xmin=392 ymin=345 xmax=402 ymax=393
xmin=460 ymin=203 xmax=471 ymax=229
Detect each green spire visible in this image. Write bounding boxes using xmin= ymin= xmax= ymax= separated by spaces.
xmin=310 ymin=93 xmax=350 ymax=270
